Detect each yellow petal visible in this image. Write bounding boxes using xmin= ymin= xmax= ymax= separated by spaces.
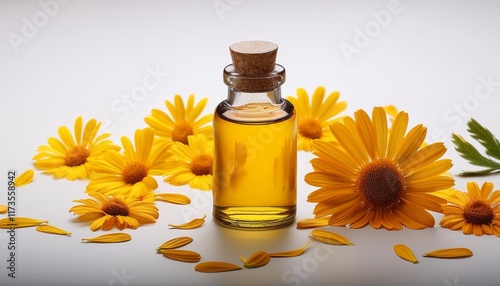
xmin=157 ymin=236 xmax=193 ymax=250
xmin=310 ymin=229 xmax=354 ymax=246
xmin=82 ymin=233 xmax=131 ymax=243
xmin=0 ymin=204 xmax=7 ymax=214
xmin=159 ymin=249 xmax=201 ymax=262
xmin=394 ymin=244 xmax=419 ymax=264
xmin=169 ymin=215 xmax=206 ymax=230
xmin=423 ymin=247 xmax=473 ymax=258
xmin=155 ymin=193 xmax=191 ymax=205
xmin=269 ymin=241 xmax=310 ymax=257
xmin=430 ymin=188 xmax=455 ymax=200
xmin=296 ymin=216 xmax=330 ymax=229
xmin=36 ymin=225 xmax=72 ymax=236
xmin=0 ymin=217 xmax=48 ymax=229
xmin=13 ymin=169 xmax=35 ymax=187
xmin=240 ymin=250 xmax=271 ymax=268
xmin=194 ymin=261 xmax=242 ymax=273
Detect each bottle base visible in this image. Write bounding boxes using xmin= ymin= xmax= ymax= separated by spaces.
xmin=213 ymin=205 xmax=296 ymax=230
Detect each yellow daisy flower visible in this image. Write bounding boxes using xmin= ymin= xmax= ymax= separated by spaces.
xmin=287 ymin=86 xmax=347 ymax=151
xmin=32 ymin=116 xmax=120 ymax=180
xmin=163 ymin=134 xmax=213 ymax=191
xmin=86 ymin=128 xmax=170 ymax=198
xmin=144 ymin=94 xmax=213 ymax=145
xmin=440 ymin=181 xmax=500 ymax=236
xmin=69 ymin=192 xmax=158 ymax=231
xmin=305 ymin=107 xmax=454 ymax=230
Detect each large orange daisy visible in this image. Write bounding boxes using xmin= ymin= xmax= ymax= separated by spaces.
xmin=305 ymin=107 xmax=454 ymax=230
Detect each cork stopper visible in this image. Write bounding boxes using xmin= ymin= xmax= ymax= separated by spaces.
xmin=229 ymin=41 xmax=278 ymax=76
xmin=224 ymin=40 xmax=285 ymax=92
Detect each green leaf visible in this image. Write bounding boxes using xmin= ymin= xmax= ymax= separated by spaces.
xmin=467 ymin=118 xmax=500 ymax=161
xmin=459 ymin=168 xmax=500 ymax=177
xmin=451 ymin=118 xmax=500 ymax=177
xmin=451 ymin=133 xmax=500 ymax=169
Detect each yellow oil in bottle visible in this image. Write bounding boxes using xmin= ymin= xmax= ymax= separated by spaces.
xmin=213 ymin=101 xmax=297 ymax=229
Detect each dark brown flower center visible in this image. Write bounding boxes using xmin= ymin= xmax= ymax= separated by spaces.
xmin=464 ymin=200 xmax=494 ymax=225
xmin=190 ymin=154 xmax=213 ymax=176
xmin=172 ymin=121 xmax=194 ymax=144
xmin=298 ymin=118 xmax=323 ymax=140
xmin=102 ymin=197 xmax=129 ymax=216
xmin=356 ymin=159 xmax=405 ymax=210
xmin=65 ymin=146 xmax=90 ymax=167
xmin=122 ymin=162 xmax=148 ymax=185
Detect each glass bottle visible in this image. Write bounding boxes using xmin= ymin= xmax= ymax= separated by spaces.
xmin=213 ymin=41 xmax=297 ymax=229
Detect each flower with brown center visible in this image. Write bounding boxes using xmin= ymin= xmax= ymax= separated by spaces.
xmin=86 ymin=128 xmax=170 ymax=198
xmin=304 ymin=107 xmax=454 ymax=230
xmin=70 ymin=192 xmax=159 ymax=231
xmin=163 ymin=134 xmax=213 ymax=190
xmin=286 ymin=86 xmax=347 ymax=151
xmin=144 ymin=94 xmax=213 ymax=145
xmin=356 ymin=159 xmax=405 ymax=210
xmin=32 ymin=116 xmax=120 ymax=180
xmin=440 ymin=181 xmax=500 ymax=236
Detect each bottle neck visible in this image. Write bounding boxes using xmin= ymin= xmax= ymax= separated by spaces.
xmin=226 ymin=87 xmax=283 ymax=107
xmin=223 ymin=63 xmax=286 ymax=109
xmin=223 ymin=63 xmax=286 ymax=93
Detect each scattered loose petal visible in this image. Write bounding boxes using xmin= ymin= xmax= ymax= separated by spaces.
xmin=169 ymin=215 xmax=206 ymax=230
xmin=36 ymin=225 xmax=72 ymax=236
xmin=82 ymin=233 xmax=131 ymax=243
xmin=195 ymin=261 xmax=242 ymax=273
xmin=159 ymin=249 xmax=201 ymax=262
xmin=14 ymin=169 xmax=35 ymax=187
xmin=155 ymin=193 xmax=191 ymax=205
xmin=297 ymin=216 xmax=330 ymax=229
xmin=423 ymin=247 xmax=473 ymax=258
xmin=157 ymin=236 xmax=193 ymax=250
xmin=394 ymin=244 xmax=419 ymax=264
xmin=311 ymin=229 xmax=354 ymax=245
xmin=240 ymin=250 xmax=271 ymax=268
xmin=0 ymin=205 xmax=7 ymax=214
xmin=269 ymin=241 xmax=310 ymax=257
xmin=0 ymin=217 xmax=48 ymax=229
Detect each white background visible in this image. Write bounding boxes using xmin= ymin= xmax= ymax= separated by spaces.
xmin=1 ymin=0 xmax=500 ymax=285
